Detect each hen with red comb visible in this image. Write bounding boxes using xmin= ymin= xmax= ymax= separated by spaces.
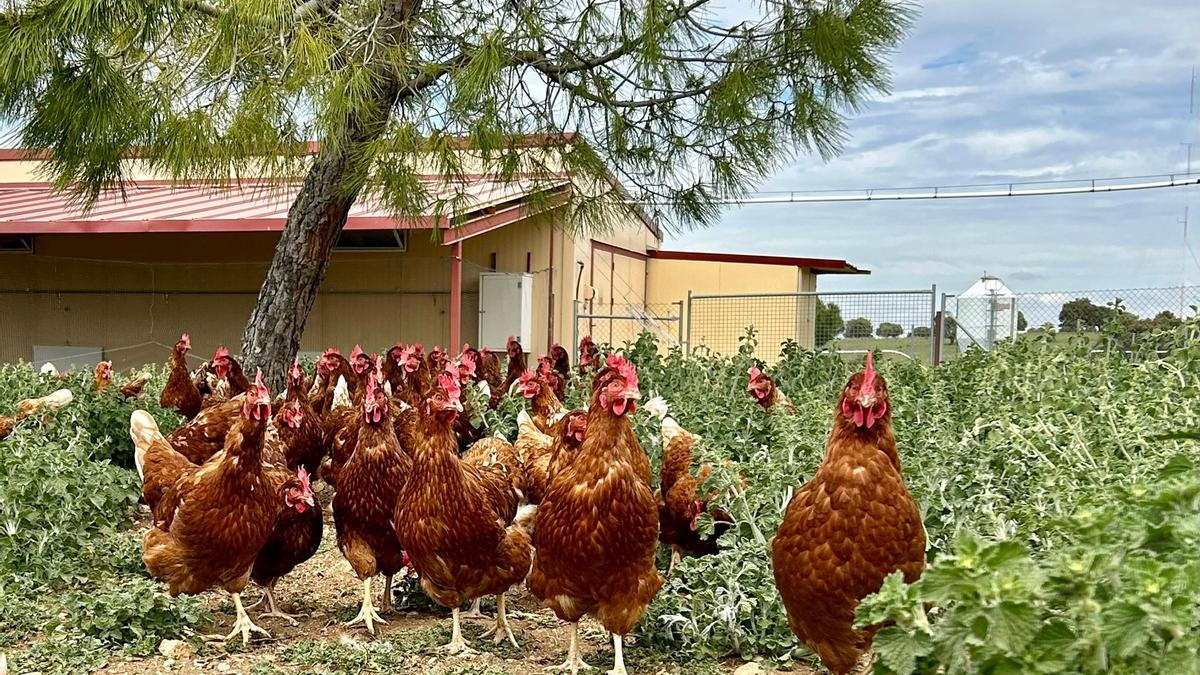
xmin=771 ymin=353 xmax=926 ymax=674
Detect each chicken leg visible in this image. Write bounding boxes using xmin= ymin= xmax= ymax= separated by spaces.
xmin=608 ymin=632 xmax=628 ymax=675
xmin=259 ymin=580 xmax=300 ymax=625
xmin=346 ymin=578 xmax=387 ymax=634
xmin=463 ymin=596 xmax=489 ymax=619
xmin=225 ymin=592 xmax=272 ymax=645
xmin=666 ymin=547 xmax=682 ymax=577
xmin=379 ymin=574 xmax=394 ymax=613
xmin=478 ymin=593 xmax=519 ymax=648
xmin=441 ymin=608 xmax=477 ymax=655
xmin=548 ymin=622 xmax=592 ymax=673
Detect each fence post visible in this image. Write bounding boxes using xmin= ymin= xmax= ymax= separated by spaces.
xmin=1010 ymin=296 xmax=1019 ymax=343
xmin=685 ymin=291 xmax=693 ymax=357
xmin=675 ymin=300 xmax=685 ymax=349
xmin=571 ymin=300 xmax=579 ymax=358
xmin=937 ymin=294 xmax=949 ymax=365
xmin=929 ymin=284 xmax=937 ymax=365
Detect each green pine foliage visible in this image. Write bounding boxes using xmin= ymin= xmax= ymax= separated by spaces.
xmin=0 ymin=0 xmax=915 ymax=230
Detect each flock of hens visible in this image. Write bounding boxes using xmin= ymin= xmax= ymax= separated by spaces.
xmin=5 ymin=332 xmax=926 ymax=675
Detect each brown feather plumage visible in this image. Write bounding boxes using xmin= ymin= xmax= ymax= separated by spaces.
xmin=142 ymin=401 xmax=284 ymax=597
xmin=528 ymin=359 xmax=662 ymax=636
xmin=394 ymin=383 xmax=530 ymax=612
xmin=771 ymin=362 xmax=926 ymax=675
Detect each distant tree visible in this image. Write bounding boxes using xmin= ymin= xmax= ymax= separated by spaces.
xmin=876 ymin=322 xmax=903 ymax=338
xmin=1059 ymin=298 xmax=1110 ymax=331
xmin=1016 ymin=311 xmax=1028 ymax=332
xmin=815 ymin=300 xmax=845 ymax=346
xmin=910 ymin=326 xmax=931 ymax=338
xmin=845 ymin=317 xmax=873 ymax=339
xmin=1149 ymin=310 xmax=1184 ymax=331
xmin=943 ymin=317 xmax=958 ymax=344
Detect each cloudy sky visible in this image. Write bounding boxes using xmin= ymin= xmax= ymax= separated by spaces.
xmin=666 ymin=0 xmax=1200 ymax=298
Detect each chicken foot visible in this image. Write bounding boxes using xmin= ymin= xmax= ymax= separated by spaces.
xmin=346 ymin=578 xmax=387 ymax=635
xmin=441 ymin=608 xmax=478 ymax=655
xmin=478 ymin=593 xmax=519 ymax=648
xmin=548 ymin=622 xmax=592 ymax=673
xmin=607 ymin=633 xmax=628 ymax=675
xmin=224 ymin=593 xmax=272 ymax=645
xmin=666 ymin=547 xmax=682 ymax=577
xmin=259 ymin=580 xmax=300 ymax=625
xmin=462 ymin=597 xmax=489 ymax=619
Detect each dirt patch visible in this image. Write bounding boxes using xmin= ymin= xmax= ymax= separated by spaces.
xmin=94 ymin=506 xmax=815 ymax=675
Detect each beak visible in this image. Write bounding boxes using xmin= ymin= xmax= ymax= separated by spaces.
xmin=450 ymin=399 xmax=464 ymax=413
xmin=858 ymin=393 xmax=876 ymax=408
xmin=625 ymin=386 xmax=642 ymax=401
xmin=303 ymin=494 xmax=315 ymax=506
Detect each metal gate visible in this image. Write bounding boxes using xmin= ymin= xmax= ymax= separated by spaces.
xmin=572 ymin=301 xmax=685 ymax=351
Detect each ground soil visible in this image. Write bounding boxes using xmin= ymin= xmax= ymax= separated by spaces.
xmin=93 ymin=495 xmax=820 ymax=675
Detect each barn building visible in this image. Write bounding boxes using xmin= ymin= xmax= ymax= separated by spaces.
xmin=0 ymin=142 xmax=865 ymax=369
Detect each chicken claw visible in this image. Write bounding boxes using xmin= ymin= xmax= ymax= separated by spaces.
xmin=259 ymin=583 xmax=300 ymax=626
xmin=548 ymin=622 xmax=592 ymax=673
xmin=442 ymin=608 xmax=478 ymax=655
xmin=462 ymin=596 xmax=490 ymax=619
xmin=225 ymin=593 xmax=272 ymax=645
xmin=347 ymin=578 xmax=388 ymax=635
xmin=478 ymin=593 xmax=519 ymax=648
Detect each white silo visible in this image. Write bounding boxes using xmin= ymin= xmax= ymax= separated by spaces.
xmin=955 ymin=273 xmax=1016 ymax=350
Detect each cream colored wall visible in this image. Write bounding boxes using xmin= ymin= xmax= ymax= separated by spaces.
xmin=0 ymin=230 xmax=481 ymax=369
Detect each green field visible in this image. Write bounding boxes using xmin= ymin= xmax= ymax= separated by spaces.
xmin=2 ymin=324 xmax=1198 ymax=674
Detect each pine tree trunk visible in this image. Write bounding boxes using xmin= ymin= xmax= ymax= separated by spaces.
xmin=240 ymin=148 xmax=366 ymax=390
xmin=238 ymin=0 xmax=424 ymax=390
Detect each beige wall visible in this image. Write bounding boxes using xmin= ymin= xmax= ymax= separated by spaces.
xmin=0 ymin=230 xmax=480 ymax=369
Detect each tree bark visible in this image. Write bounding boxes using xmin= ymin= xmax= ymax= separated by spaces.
xmin=239 ymin=149 xmax=363 ymax=391
xmin=239 ymin=0 xmax=424 ymax=391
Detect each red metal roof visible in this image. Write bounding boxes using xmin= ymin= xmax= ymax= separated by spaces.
xmin=647 ymin=249 xmax=868 ymax=275
xmin=0 ymin=178 xmax=569 ymax=237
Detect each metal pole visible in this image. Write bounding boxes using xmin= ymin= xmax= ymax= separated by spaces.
xmin=929 ymin=285 xmax=937 ymax=365
xmin=572 ymin=300 xmax=579 ymax=359
xmin=685 ymin=291 xmax=694 ymax=357
xmin=937 ymin=294 xmax=948 ymax=365
xmin=675 ymin=300 xmax=685 ymax=348
xmin=1010 ymin=296 xmax=1019 ymax=342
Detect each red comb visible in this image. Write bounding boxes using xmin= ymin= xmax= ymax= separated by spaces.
xmin=214 ymin=346 xmax=230 ymax=360
xmin=350 ymin=345 xmax=364 ymax=360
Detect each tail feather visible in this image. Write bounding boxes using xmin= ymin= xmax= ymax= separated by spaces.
xmin=643 ymin=395 xmax=669 ymax=421
xmin=129 ymin=410 xmax=163 ymax=482
xmin=332 ymin=375 xmax=351 ymax=409
xmin=661 ymin=415 xmax=685 ymax=446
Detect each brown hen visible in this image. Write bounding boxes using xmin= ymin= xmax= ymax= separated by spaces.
xmin=136 ymin=372 xmax=314 ymax=645
xmin=528 ymin=355 xmax=662 ymax=675
xmin=333 ymin=368 xmax=410 ymax=634
xmin=395 ymin=370 xmax=534 ymax=652
xmin=771 ymin=353 xmax=926 ymax=675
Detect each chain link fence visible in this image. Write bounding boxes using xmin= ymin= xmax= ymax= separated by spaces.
xmin=685 ymin=289 xmax=938 ymax=363
xmin=940 ymin=285 xmax=1200 ymax=360
xmin=573 ymin=302 xmax=684 ymax=351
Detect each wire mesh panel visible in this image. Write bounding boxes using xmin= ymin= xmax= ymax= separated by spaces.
xmin=574 ymin=302 xmax=684 ymax=351
xmin=941 ymin=285 xmax=1200 ymax=360
xmin=687 ymin=290 xmax=936 ymax=363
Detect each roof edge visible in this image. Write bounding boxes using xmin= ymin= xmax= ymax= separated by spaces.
xmin=647 ymin=249 xmax=868 ymax=275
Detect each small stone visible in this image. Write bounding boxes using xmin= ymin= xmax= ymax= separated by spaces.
xmin=163 ymin=659 xmax=175 ymax=671
xmin=216 ymin=662 xmax=231 ymax=673
xmin=733 ymin=663 xmax=764 ymax=675
xmin=158 ymin=640 xmax=195 ymax=660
